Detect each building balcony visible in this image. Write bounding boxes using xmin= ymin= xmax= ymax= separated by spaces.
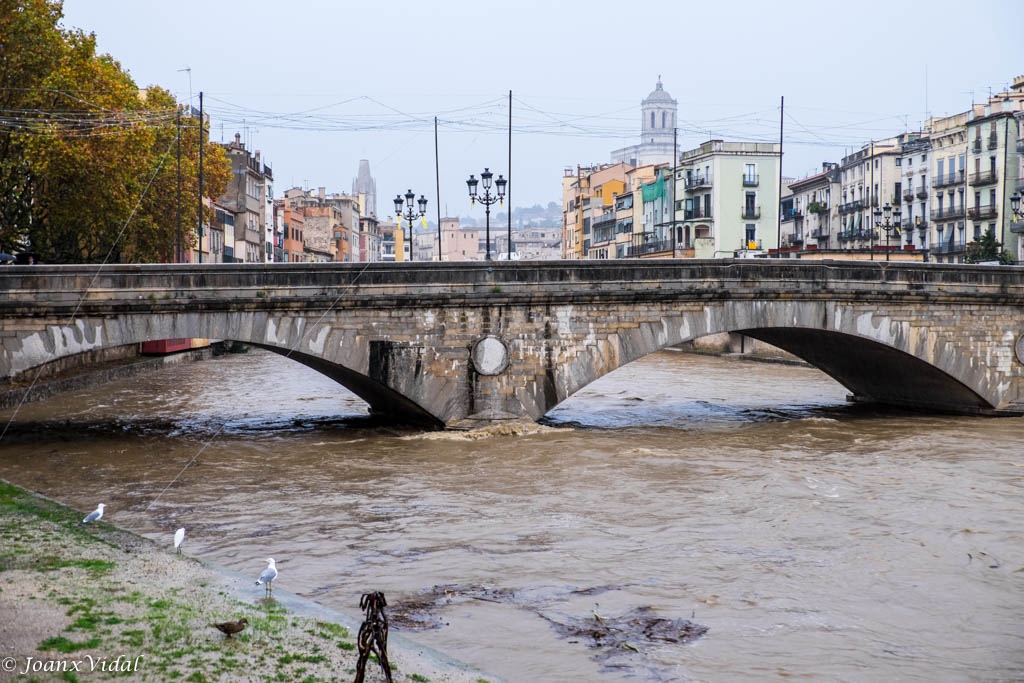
xmin=932 ymin=172 xmax=963 ymax=189
xmin=967 ymin=204 xmax=998 ymax=221
xmin=969 ymin=169 xmax=997 ymax=186
xmin=903 ymin=219 xmax=928 ymax=234
xmin=630 ymin=237 xmax=674 ymax=256
xmin=683 ymin=208 xmax=713 ymax=221
xmin=741 ymin=205 xmax=761 ymax=220
xmin=685 ymin=175 xmax=712 ymax=191
xmin=838 ymin=200 xmax=863 ymax=214
xmin=837 ymin=230 xmax=876 ymax=243
xmin=931 ymin=240 xmax=966 ymax=255
xmin=902 ymin=187 xmax=915 ymax=202
xmin=972 ymin=139 xmax=982 ymax=153
xmin=1011 ymin=220 xmax=1024 ymax=234
xmin=812 ymin=227 xmax=830 ymax=239
xmin=988 ymin=133 xmax=998 ymax=150
xmin=930 ymin=206 xmax=965 ymax=221
xmin=916 ymin=186 xmax=929 ymax=199
xmin=742 ymin=174 xmax=759 ymax=187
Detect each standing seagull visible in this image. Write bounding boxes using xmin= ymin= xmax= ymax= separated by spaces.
xmin=82 ymin=503 xmax=105 ymax=524
xmin=173 ymin=528 xmax=186 ymax=554
xmin=255 ymin=558 xmax=278 ymax=596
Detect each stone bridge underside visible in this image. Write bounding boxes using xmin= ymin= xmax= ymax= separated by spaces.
xmin=2 ymin=261 xmax=1023 ymax=427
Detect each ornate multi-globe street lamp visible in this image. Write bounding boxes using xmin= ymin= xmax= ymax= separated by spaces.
xmin=466 ymin=168 xmax=506 ymax=261
xmin=873 ymin=202 xmax=902 ymax=261
xmin=393 ymin=189 xmax=427 ymax=262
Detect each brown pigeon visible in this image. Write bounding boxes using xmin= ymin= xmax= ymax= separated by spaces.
xmin=210 ymin=618 xmax=248 ymax=639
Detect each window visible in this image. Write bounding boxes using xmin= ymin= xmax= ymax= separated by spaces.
xmin=661 ymin=111 xmax=666 ymax=128
xmin=650 ymin=112 xmax=655 ymax=128
xmin=745 ymin=224 xmax=756 ymax=245
xmin=895 ymin=158 xmax=901 ymax=166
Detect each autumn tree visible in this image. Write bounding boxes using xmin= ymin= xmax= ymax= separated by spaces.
xmin=0 ymin=0 xmax=230 ymax=263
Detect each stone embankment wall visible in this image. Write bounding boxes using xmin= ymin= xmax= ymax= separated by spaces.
xmin=0 ymin=346 xmax=212 ymax=410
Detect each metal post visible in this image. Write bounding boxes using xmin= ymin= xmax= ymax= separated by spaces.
xmin=485 ymin=202 xmax=491 ymax=261
xmin=776 ymin=95 xmax=784 ymax=257
xmin=507 ymin=89 xmax=512 ymax=261
xmin=176 ymin=105 xmax=182 ymax=263
xmin=435 ymin=116 xmax=442 ymax=261
xmin=198 ymin=91 xmax=204 ymax=264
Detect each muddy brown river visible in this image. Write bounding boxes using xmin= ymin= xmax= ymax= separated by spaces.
xmin=1 ymin=349 xmax=1022 ymax=681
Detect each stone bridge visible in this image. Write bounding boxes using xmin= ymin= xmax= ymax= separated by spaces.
xmin=2 ymin=260 xmax=1023 ymax=427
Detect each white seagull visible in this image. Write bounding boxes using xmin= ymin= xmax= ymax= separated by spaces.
xmin=173 ymin=527 xmax=186 ymax=554
xmin=255 ymin=558 xmax=278 ymax=595
xmin=82 ymin=503 xmax=105 ymax=524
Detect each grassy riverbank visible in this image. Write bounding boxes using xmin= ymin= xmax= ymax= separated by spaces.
xmin=0 ymin=480 xmax=492 ymax=682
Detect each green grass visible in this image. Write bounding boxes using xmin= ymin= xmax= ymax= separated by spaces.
xmin=38 ymin=635 xmax=102 ymax=652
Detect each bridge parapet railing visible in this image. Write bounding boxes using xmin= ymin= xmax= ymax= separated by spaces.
xmin=4 ymin=260 xmax=1024 ymax=315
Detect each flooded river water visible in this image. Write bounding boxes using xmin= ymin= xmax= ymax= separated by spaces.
xmin=1 ymin=349 xmax=1022 ymax=681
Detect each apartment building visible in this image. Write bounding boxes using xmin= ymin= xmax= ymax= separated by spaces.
xmin=964 ymin=94 xmax=1023 ymax=262
xmin=674 ymin=140 xmax=782 ymax=258
xmin=282 ymin=187 xmax=360 ymax=262
xmin=437 ymin=217 xmax=478 ymax=261
xmin=561 ymin=163 xmax=631 ymax=259
xmin=586 ymin=165 xmax=659 ymax=259
xmin=217 ymin=133 xmax=273 ymax=263
xmin=357 ymin=215 xmax=381 ymax=262
xmin=926 ymin=113 xmax=970 ymax=262
xmin=275 ymin=198 xmax=305 ymax=262
xmin=633 ymin=167 xmax=674 ymax=258
xmin=781 ymin=163 xmax=840 ymax=251
xmin=837 ymin=137 xmax=904 ymax=254
xmin=899 ymin=135 xmax=931 ymax=251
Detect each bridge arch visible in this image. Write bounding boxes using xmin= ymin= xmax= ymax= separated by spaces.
xmin=513 ymin=300 xmax=1005 ymax=421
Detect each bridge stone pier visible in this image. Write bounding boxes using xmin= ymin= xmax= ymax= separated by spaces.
xmin=2 ymin=260 xmax=1023 ymax=428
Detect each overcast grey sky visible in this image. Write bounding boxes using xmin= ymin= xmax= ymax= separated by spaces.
xmin=61 ymin=0 xmax=1023 ymax=220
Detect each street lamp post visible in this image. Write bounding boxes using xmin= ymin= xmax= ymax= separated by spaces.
xmin=1011 ymin=192 xmax=1022 ymax=221
xmin=466 ymin=168 xmax=507 ymax=261
xmin=873 ymin=202 xmax=902 ymax=261
xmin=393 ymin=189 xmax=427 ymax=262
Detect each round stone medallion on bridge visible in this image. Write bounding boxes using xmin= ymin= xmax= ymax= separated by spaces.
xmin=1016 ymin=334 xmax=1024 ymax=366
xmin=471 ymin=335 xmax=509 ymax=376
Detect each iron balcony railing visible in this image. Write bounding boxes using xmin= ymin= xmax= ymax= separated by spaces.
xmin=838 ymin=200 xmax=864 ymax=214
xmin=970 ymin=169 xmax=997 ymax=186
xmin=742 ymin=174 xmax=759 ymax=187
xmin=932 ymin=172 xmax=963 ymax=189
xmin=931 ymin=240 xmax=965 ymax=255
xmin=812 ymin=227 xmax=830 ymax=238
xmin=930 ymin=206 xmax=965 ymax=221
xmin=988 ymin=133 xmax=998 ymax=150
xmin=972 ymin=139 xmax=982 ymax=153
xmin=630 ymin=238 xmax=674 ymax=256
xmin=916 ymin=186 xmax=929 ymax=199
xmin=967 ymin=204 xmax=999 ymax=221
xmin=741 ymin=205 xmax=761 ymax=220
xmin=684 ymin=208 xmax=712 ymax=220
xmin=685 ymin=175 xmax=712 ymax=190
xmin=902 ymin=187 xmax=915 ymax=201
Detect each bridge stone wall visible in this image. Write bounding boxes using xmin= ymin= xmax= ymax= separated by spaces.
xmin=2 ymin=261 xmax=1023 ymax=427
